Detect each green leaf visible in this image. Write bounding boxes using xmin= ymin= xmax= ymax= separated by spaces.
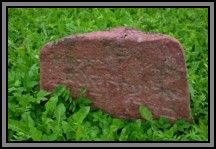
xmin=101 ymin=127 xmax=115 ymax=141
xmin=36 ymin=90 xmax=51 ymax=98
xmin=8 ymin=119 xmax=30 ymax=136
xmin=89 ymin=126 xmax=100 ymax=139
xmin=156 ymin=116 xmax=171 ymax=129
xmin=139 ymin=105 xmax=153 ymax=122
xmin=54 ymin=103 xmax=66 ymax=126
xmin=76 ymin=96 xmax=92 ymax=107
xmin=119 ymin=126 xmax=130 ymax=141
xmin=72 ymin=106 xmax=90 ymax=125
xmin=166 ymin=127 xmax=174 ymax=136
xmin=45 ymin=96 xmax=58 ymax=114
xmin=54 ymin=85 xmax=67 ymax=97
xmin=14 ymin=80 xmax=21 ymax=87
xmin=128 ymin=120 xmax=145 ymax=141
xmin=147 ymin=128 xmax=153 ymax=136
xmin=110 ymin=118 xmax=124 ymax=132
xmin=92 ymin=110 xmax=103 ymax=122
xmin=75 ymin=125 xmax=84 ymax=141
xmin=47 ymin=131 xmax=61 ymax=141
xmin=174 ymin=119 xmax=191 ymax=132
xmin=30 ymin=127 xmax=42 ymax=141
xmin=41 ymin=134 xmax=48 ymax=141
xmin=21 ymin=112 xmax=35 ymax=129
xmin=61 ymin=121 xmax=73 ymax=134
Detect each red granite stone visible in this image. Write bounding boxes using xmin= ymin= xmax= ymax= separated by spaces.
xmin=40 ymin=27 xmax=191 ymax=122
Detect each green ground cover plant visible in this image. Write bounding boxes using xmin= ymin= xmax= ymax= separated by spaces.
xmin=8 ymin=8 xmax=208 ymax=141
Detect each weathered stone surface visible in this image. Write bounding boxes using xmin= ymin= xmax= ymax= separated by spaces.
xmin=40 ymin=27 xmax=191 ymax=122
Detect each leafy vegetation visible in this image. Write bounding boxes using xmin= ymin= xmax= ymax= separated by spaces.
xmin=8 ymin=8 xmax=208 ymax=141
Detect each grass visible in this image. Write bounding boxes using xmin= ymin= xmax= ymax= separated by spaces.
xmin=8 ymin=8 xmax=208 ymax=141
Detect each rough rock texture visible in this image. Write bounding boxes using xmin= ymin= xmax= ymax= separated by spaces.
xmin=40 ymin=27 xmax=191 ymax=122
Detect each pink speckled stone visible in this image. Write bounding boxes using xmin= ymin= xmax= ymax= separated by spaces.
xmin=40 ymin=27 xmax=191 ymax=122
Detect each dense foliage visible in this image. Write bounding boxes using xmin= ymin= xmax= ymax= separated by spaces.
xmin=8 ymin=8 xmax=208 ymax=141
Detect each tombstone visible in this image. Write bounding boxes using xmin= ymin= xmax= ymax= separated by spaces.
xmin=40 ymin=27 xmax=191 ymax=122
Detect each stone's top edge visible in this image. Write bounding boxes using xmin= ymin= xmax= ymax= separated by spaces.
xmin=66 ymin=27 xmax=168 ymax=39
xmin=41 ymin=27 xmax=183 ymax=50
